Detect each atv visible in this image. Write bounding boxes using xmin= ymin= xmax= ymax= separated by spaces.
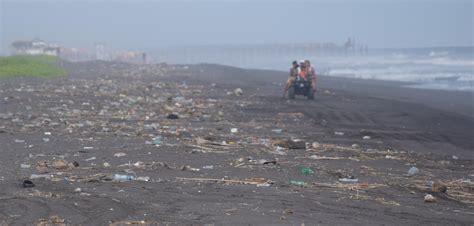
xmin=288 ymin=77 xmax=314 ymax=100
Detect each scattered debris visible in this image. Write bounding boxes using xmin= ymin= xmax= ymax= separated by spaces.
xmin=23 ymin=179 xmax=35 ymax=188
xmin=290 ymin=180 xmax=308 ymax=187
xmin=301 ymin=167 xmax=314 ymax=175
xmin=339 ymin=178 xmax=359 ymax=183
xmin=36 ymin=161 xmax=49 ymax=174
xmin=167 ymin=113 xmax=179 ymax=119
xmin=271 ymin=129 xmax=283 ymax=133
xmin=20 ymin=163 xmax=31 ymax=169
xmin=233 ymin=88 xmax=243 ymax=96
xmin=36 ymin=215 xmax=66 ymax=226
xmin=311 ymin=142 xmax=321 ymax=149
xmin=408 ymin=166 xmax=419 ymax=176
xmin=176 ymin=177 xmax=273 ymax=187
xmin=113 ymin=152 xmax=127 ymax=157
xmin=51 ymin=159 xmax=68 ymax=170
xmin=424 ymin=194 xmax=437 ymax=203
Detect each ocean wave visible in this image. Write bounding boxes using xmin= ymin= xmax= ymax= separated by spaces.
xmin=328 ymin=68 xmax=472 ymax=83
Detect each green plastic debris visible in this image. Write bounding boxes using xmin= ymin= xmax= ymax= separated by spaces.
xmin=301 ymin=167 xmax=314 ymax=175
xmin=290 ymin=180 xmax=308 ymax=187
xmin=152 ymin=139 xmax=162 ymax=145
xmin=152 ymin=136 xmax=163 ymax=145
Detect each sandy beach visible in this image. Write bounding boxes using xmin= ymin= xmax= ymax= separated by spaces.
xmin=0 ymin=61 xmax=473 ymax=225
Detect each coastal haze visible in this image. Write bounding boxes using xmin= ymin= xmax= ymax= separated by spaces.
xmin=1 ymin=0 xmax=474 ymax=225
xmin=2 ymin=0 xmax=473 ymax=91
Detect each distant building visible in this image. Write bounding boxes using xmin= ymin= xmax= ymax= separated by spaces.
xmin=95 ymin=42 xmax=109 ymax=60
xmin=10 ymin=39 xmax=60 ymax=56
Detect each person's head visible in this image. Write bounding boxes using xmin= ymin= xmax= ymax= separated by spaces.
xmin=305 ymin=60 xmax=311 ymax=66
xmin=292 ymin=60 xmax=298 ymax=68
xmin=299 ymin=60 xmax=306 ymax=68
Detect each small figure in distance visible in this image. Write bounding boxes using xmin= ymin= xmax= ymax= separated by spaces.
xmin=305 ymin=60 xmax=317 ymax=93
xmin=283 ymin=60 xmax=299 ymax=98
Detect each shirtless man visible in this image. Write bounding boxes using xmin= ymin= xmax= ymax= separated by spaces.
xmin=305 ymin=60 xmax=317 ymax=92
xmin=283 ymin=61 xmax=299 ymax=98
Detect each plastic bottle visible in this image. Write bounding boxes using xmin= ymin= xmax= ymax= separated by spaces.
xmin=136 ymin=176 xmax=150 ymax=182
xmin=290 ymin=180 xmax=308 ymax=187
xmin=30 ymin=174 xmax=52 ymax=180
xmin=408 ymin=166 xmax=419 ymax=176
xmin=113 ymin=174 xmax=135 ymax=182
xmin=301 ymin=167 xmax=314 ymax=175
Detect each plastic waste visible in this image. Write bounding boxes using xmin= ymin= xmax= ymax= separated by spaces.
xmin=20 ymin=164 xmax=31 ymax=169
xmin=113 ymin=174 xmax=135 ymax=182
xmin=290 ymin=180 xmax=308 ymax=187
xmin=301 ymin=167 xmax=314 ymax=175
xmin=202 ymin=165 xmax=214 ymax=169
xmin=30 ymin=174 xmax=52 ymax=180
xmin=151 ymin=136 xmax=162 ymax=145
xmin=23 ymin=180 xmax=35 ymax=188
xmin=85 ymin=157 xmax=96 ymax=161
xmin=136 ymin=176 xmax=150 ymax=182
xmin=167 ymin=113 xmax=179 ymax=119
xmin=424 ymin=194 xmax=436 ymax=202
xmin=339 ymin=178 xmax=359 ymax=183
xmin=271 ymin=129 xmax=283 ymax=133
xmin=425 ymin=180 xmax=434 ymax=188
xmin=408 ymin=166 xmax=419 ymax=176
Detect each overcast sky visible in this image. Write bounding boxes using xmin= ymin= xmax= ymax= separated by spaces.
xmin=1 ymin=0 xmax=473 ymax=54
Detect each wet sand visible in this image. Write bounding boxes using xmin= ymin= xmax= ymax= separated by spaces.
xmin=0 ymin=62 xmax=473 ymax=225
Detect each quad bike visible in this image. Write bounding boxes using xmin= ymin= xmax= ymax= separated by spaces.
xmin=288 ymin=77 xmax=314 ymax=100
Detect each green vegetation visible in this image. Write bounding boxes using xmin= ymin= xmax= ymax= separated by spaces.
xmin=0 ymin=55 xmax=67 ymax=78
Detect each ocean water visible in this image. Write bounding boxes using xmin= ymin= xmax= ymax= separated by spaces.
xmin=238 ymin=47 xmax=474 ymax=92
xmin=153 ymin=46 xmax=473 ymax=92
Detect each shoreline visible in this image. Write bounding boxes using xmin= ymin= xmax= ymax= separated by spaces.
xmin=187 ymin=63 xmax=474 ymax=118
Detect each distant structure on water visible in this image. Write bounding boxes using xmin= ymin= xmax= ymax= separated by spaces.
xmin=153 ymin=38 xmax=369 ymax=65
xmin=10 ymin=39 xmax=60 ymax=56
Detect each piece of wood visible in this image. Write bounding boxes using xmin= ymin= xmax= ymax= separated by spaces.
xmin=176 ymin=177 xmax=268 ymax=185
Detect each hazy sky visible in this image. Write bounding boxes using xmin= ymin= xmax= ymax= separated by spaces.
xmin=1 ymin=0 xmax=473 ymax=54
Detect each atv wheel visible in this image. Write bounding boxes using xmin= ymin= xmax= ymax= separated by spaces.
xmin=289 ymin=87 xmax=295 ymax=99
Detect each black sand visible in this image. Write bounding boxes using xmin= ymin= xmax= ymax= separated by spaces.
xmin=0 ymin=62 xmax=473 ymax=225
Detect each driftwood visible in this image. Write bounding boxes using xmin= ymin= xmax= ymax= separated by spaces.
xmin=176 ymin=177 xmax=272 ymax=186
xmin=412 ymin=179 xmax=474 ymax=206
xmin=311 ymin=182 xmax=385 ymax=190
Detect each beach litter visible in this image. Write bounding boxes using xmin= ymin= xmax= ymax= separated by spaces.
xmin=177 ymin=177 xmax=273 ymax=187
xmin=407 ymin=166 xmax=419 ymax=176
xmin=301 ymin=167 xmax=314 ymax=175
xmin=113 ymin=152 xmax=127 ymax=157
xmin=22 ymin=179 xmax=35 ymax=188
xmin=233 ymin=88 xmax=243 ymax=96
xmin=339 ymin=178 xmax=359 ymax=183
xmin=290 ymin=180 xmax=308 ymax=187
xmin=424 ymin=194 xmax=437 ymax=203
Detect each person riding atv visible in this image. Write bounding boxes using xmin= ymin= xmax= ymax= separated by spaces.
xmin=287 ymin=60 xmax=315 ymax=100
